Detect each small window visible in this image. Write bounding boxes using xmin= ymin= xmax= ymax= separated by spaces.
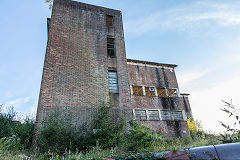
xmin=108 ymin=71 xmax=118 ymax=93
xmin=135 ymin=110 xmax=147 ymax=120
xmin=106 ymin=15 xmax=113 ymax=27
xmin=157 ymin=88 xmax=167 ymax=97
xmin=145 ymin=87 xmax=155 ymax=96
xmin=132 ymin=86 xmax=143 ymax=96
xmin=148 ymin=110 xmax=160 ymax=120
xmin=172 ymin=111 xmax=184 ymax=121
xmin=168 ymin=89 xmax=178 ymax=97
xmin=160 ymin=110 xmax=172 ymax=121
xmin=107 ymin=37 xmax=115 ymax=57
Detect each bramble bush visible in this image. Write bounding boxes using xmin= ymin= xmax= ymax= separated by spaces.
xmin=37 ymin=103 xmax=127 ymax=154
xmin=0 ymin=105 xmax=35 ymax=151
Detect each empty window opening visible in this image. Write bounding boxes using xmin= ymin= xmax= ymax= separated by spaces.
xmin=168 ymin=89 xmax=178 ymax=97
xmin=145 ymin=87 xmax=155 ymax=96
xmin=132 ymin=86 xmax=143 ymax=96
xmin=107 ymin=37 xmax=115 ymax=57
xmin=108 ymin=71 xmax=118 ymax=93
xmin=106 ymin=15 xmax=113 ymax=27
xmin=157 ymin=88 xmax=167 ymax=97
xmin=148 ymin=110 xmax=160 ymax=120
xmin=135 ymin=110 xmax=147 ymax=120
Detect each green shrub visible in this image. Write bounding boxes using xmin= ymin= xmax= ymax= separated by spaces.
xmin=0 ymin=105 xmax=16 ymax=138
xmin=0 ymin=105 xmax=35 ymax=150
xmin=90 ymin=104 xmax=126 ymax=149
xmin=0 ymin=136 xmax=23 ymax=151
xmin=37 ymin=109 xmax=80 ymax=154
xmin=125 ymin=120 xmax=154 ymax=151
xmin=37 ymin=103 xmax=127 ymax=153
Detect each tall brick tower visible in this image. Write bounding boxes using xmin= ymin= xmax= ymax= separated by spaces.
xmin=36 ymin=0 xmax=131 ymax=129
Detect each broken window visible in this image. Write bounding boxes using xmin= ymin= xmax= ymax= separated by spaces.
xmin=107 ymin=37 xmax=115 ymax=57
xmin=148 ymin=110 xmax=160 ymax=120
xmin=108 ymin=71 xmax=118 ymax=93
xmin=132 ymin=86 xmax=143 ymax=96
xmin=135 ymin=110 xmax=147 ymax=120
xmin=145 ymin=87 xmax=156 ymax=97
xmin=168 ymin=89 xmax=178 ymax=97
xmin=106 ymin=15 xmax=113 ymax=27
xmin=160 ymin=110 xmax=172 ymax=121
xmin=157 ymin=88 xmax=167 ymax=97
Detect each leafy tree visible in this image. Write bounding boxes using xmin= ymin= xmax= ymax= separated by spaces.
xmin=45 ymin=0 xmax=53 ymax=9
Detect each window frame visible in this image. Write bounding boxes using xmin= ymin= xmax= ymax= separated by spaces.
xmin=108 ymin=70 xmax=119 ymax=93
xmin=107 ymin=37 xmax=115 ymax=57
xmin=132 ymin=86 xmax=144 ymax=96
xmin=106 ymin=15 xmax=114 ymax=27
xmin=135 ymin=109 xmax=147 ymax=120
xmin=145 ymin=87 xmax=156 ymax=97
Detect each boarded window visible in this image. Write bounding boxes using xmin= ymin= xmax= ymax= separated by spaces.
xmin=160 ymin=110 xmax=172 ymax=120
xmin=108 ymin=71 xmax=118 ymax=93
xmin=168 ymin=89 xmax=178 ymax=97
xmin=172 ymin=111 xmax=183 ymax=121
xmin=148 ymin=110 xmax=160 ymax=120
xmin=132 ymin=86 xmax=143 ymax=96
xmin=135 ymin=110 xmax=147 ymax=120
xmin=106 ymin=15 xmax=113 ymax=27
xmin=107 ymin=37 xmax=115 ymax=57
xmin=145 ymin=87 xmax=155 ymax=96
xmin=157 ymin=88 xmax=167 ymax=97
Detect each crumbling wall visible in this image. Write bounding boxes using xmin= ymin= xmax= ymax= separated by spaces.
xmin=127 ymin=62 xmax=190 ymax=138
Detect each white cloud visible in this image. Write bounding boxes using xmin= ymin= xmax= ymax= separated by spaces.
xmin=8 ymin=98 xmax=23 ymax=106
xmin=24 ymin=96 xmax=31 ymax=103
xmin=178 ymin=69 xmax=210 ymax=87
xmin=125 ymin=1 xmax=240 ymax=36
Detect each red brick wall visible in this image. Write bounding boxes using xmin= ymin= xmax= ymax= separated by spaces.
xmin=127 ymin=63 xmax=190 ymax=137
xmin=36 ymin=0 xmax=130 ymax=130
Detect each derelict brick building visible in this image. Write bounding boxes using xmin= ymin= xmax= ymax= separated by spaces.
xmin=36 ymin=0 xmax=193 ymax=138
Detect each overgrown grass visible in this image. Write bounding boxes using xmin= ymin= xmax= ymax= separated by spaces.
xmin=0 ymin=104 xmax=226 ymax=160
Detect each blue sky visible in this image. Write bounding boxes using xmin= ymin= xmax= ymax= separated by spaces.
xmin=1 ymin=0 xmax=240 ymax=132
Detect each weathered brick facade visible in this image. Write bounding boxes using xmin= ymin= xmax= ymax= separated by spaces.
xmin=36 ymin=0 xmax=193 ymax=138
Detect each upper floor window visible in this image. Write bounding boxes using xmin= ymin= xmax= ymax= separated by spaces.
xmin=132 ymin=86 xmax=143 ymax=96
xmin=108 ymin=71 xmax=118 ymax=93
xmin=106 ymin=15 xmax=113 ymax=27
xmin=157 ymin=88 xmax=168 ymax=97
xmin=168 ymin=89 xmax=178 ymax=97
xmin=107 ymin=37 xmax=115 ymax=57
xmin=145 ymin=87 xmax=155 ymax=96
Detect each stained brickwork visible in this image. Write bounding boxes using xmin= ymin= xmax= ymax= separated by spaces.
xmin=36 ymin=0 xmax=192 ymax=139
xmin=36 ymin=0 xmax=130 ymax=131
xmin=127 ymin=60 xmax=191 ymax=138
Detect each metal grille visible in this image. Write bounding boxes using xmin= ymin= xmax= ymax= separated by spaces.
xmin=148 ymin=110 xmax=160 ymax=120
xmin=108 ymin=71 xmax=119 ymax=93
xmin=107 ymin=37 xmax=115 ymax=57
xmin=172 ymin=111 xmax=183 ymax=120
xmin=135 ymin=110 xmax=147 ymax=120
xmin=160 ymin=110 xmax=172 ymax=120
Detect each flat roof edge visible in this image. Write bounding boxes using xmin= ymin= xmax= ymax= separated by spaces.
xmin=127 ymin=59 xmax=178 ymax=68
xmin=55 ymin=0 xmax=121 ymax=14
